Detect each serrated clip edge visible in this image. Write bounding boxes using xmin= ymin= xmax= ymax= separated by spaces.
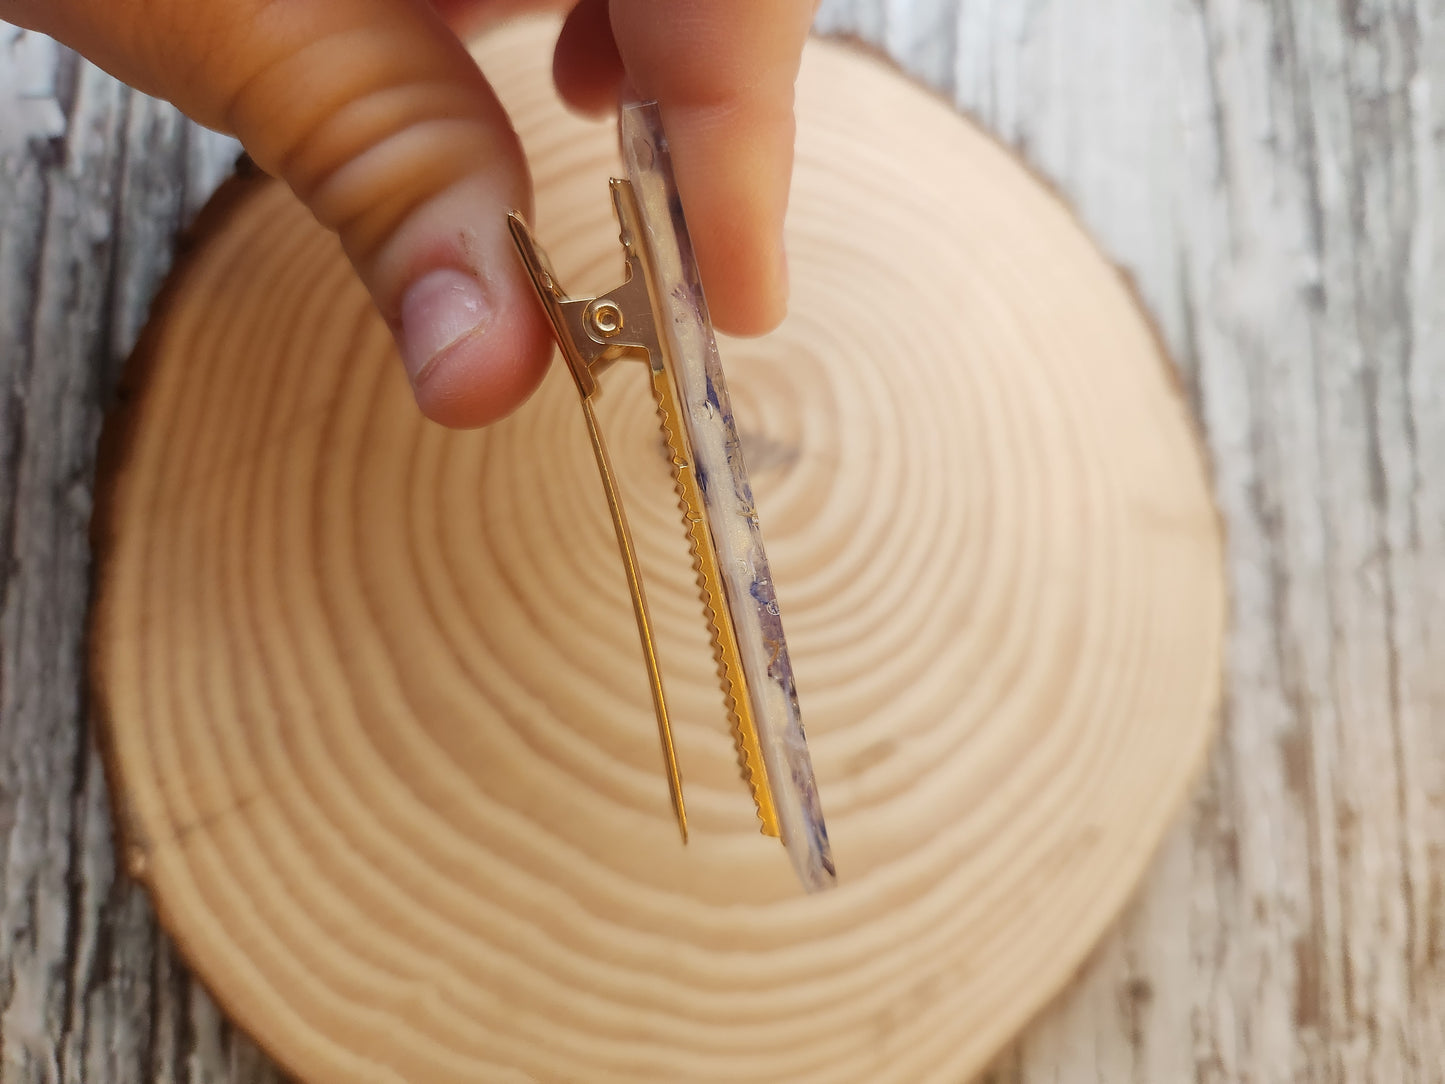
xmin=650 ymin=367 xmax=779 ymax=837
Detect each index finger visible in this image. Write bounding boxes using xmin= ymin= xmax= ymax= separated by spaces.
xmin=608 ymin=0 xmax=816 ymax=335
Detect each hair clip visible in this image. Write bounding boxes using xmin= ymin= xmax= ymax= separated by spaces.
xmin=507 ymin=101 xmax=835 ymax=892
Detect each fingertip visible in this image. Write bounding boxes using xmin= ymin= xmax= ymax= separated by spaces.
xmin=554 ymin=0 xmax=625 ymax=117
xmin=362 ymin=168 xmax=552 ymax=429
xmin=703 ymin=236 xmax=789 ymax=337
xmin=661 ymin=108 xmax=793 ymax=336
xmin=406 ymin=271 xmax=553 ymax=428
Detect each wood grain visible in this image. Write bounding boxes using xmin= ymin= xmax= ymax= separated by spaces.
xmin=7 ymin=2 xmax=1445 ymax=1082
xmin=87 ymin=20 xmax=1222 ymax=1083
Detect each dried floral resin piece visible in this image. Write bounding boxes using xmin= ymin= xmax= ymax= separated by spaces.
xmin=622 ymin=101 xmax=836 ymax=892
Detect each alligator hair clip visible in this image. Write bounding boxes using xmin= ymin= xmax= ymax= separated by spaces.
xmin=507 ymin=101 xmax=835 ymax=893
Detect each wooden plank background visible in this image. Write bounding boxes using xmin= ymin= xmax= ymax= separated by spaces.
xmin=2 ymin=1 xmax=1442 ymax=1080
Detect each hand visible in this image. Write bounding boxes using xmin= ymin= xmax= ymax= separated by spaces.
xmin=5 ymin=0 xmax=813 ymax=426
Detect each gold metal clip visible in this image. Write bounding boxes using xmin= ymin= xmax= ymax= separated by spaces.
xmin=509 ymin=180 xmax=780 ymax=844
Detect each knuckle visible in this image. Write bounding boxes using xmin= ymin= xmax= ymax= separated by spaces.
xmin=304 ymin=112 xmax=502 ymax=264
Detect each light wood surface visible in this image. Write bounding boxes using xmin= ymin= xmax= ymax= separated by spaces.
xmin=4 ymin=3 xmax=1440 ymax=1082
xmin=86 ymin=19 xmax=1222 ymax=1083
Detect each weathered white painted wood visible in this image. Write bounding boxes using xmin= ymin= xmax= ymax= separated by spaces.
xmin=0 ymin=23 xmax=261 ymax=1084
xmin=3 ymin=2 xmax=1444 ymax=1079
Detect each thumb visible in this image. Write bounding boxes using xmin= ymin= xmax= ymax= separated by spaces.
xmin=16 ymin=0 xmax=551 ymax=427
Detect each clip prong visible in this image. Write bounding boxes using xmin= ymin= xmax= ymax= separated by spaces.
xmin=508 ymin=209 xmax=687 ymax=843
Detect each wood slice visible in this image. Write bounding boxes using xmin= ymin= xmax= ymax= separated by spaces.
xmin=91 ymin=17 xmax=1226 ymax=1083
